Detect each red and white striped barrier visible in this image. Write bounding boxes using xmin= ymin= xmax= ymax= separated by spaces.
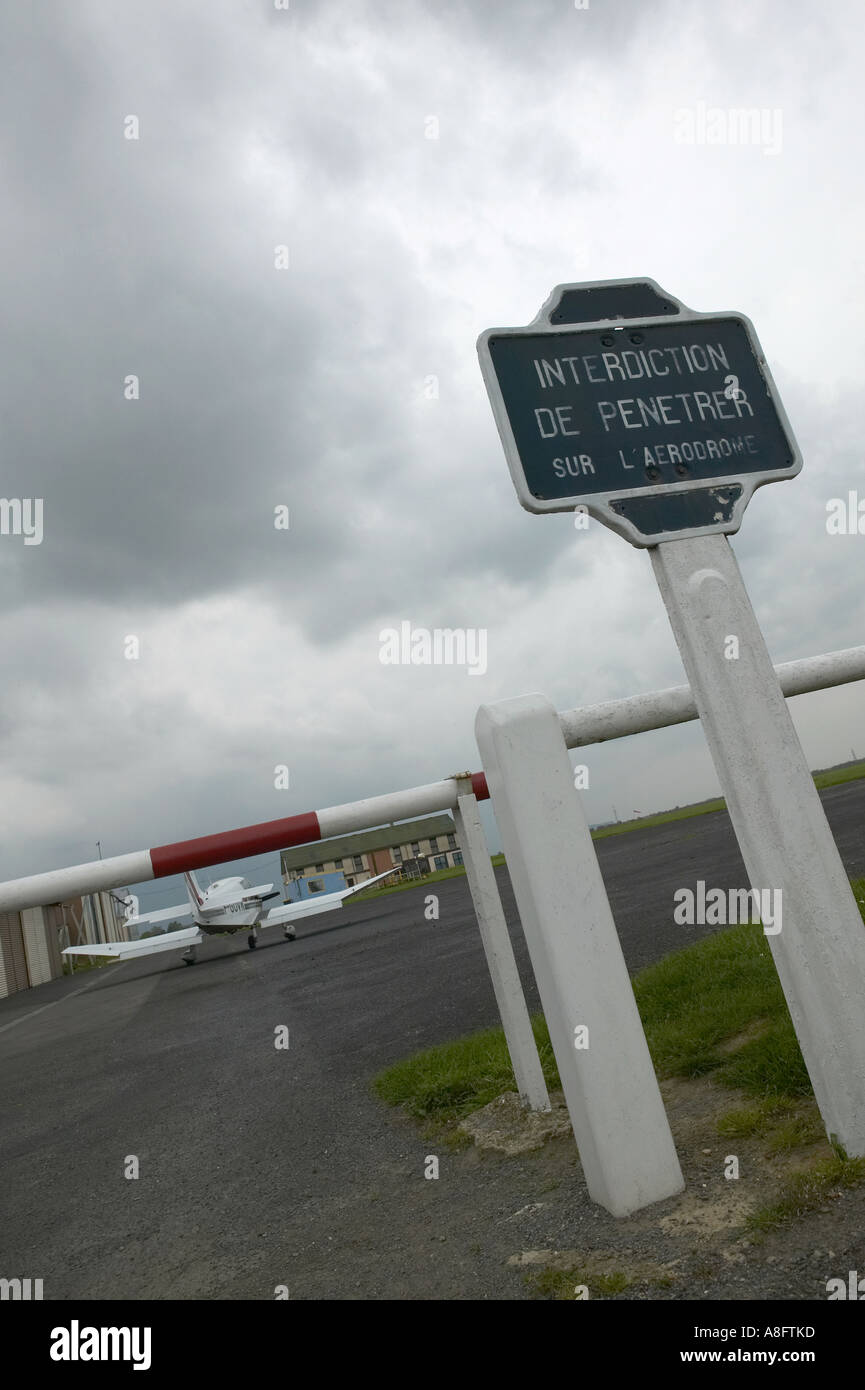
xmin=0 ymin=773 xmax=490 ymax=913
xmin=0 ymin=643 xmax=862 ymax=916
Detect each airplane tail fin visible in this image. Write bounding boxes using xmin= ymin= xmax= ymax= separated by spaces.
xmin=183 ymin=871 xmax=205 ymax=911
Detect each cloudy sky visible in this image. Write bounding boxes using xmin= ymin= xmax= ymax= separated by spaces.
xmin=1 ymin=0 xmax=863 ymax=913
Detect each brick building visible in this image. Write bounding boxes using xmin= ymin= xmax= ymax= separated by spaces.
xmin=279 ymin=813 xmax=462 ymax=893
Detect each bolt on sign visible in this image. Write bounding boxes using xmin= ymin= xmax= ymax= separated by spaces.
xmin=477 ymin=278 xmax=802 ymax=546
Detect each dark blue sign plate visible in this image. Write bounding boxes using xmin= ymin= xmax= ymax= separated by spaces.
xmin=478 ymin=280 xmax=802 ymax=547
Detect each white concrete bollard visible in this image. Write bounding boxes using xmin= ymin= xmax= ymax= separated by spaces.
xmin=475 ymin=694 xmax=685 ymax=1217
xmin=452 ymin=784 xmax=550 ymax=1112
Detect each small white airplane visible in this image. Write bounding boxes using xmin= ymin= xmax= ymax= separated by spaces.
xmin=62 ymin=867 xmax=396 ymax=967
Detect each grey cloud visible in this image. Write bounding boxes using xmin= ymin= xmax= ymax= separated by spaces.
xmin=0 ymin=0 xmax=862 ymax=887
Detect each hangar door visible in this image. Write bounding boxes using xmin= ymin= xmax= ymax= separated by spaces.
xmin=0 ymin=910 xmax=30 ymax=997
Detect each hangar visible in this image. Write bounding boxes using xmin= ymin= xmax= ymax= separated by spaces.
xmin=0 ymin=905 xmax=64 ymax=997
xmin=0 ymin=891 xmax=130 ymax=998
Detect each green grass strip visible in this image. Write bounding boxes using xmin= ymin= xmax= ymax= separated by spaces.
xmin=374 ymin=880 xmax=865 ymax=1125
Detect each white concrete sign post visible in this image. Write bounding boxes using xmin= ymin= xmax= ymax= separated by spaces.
xmin=652 ymin=536 xmax=865 ymax=1152
xmin=476 ymin=278 xmax=865 ymax=1208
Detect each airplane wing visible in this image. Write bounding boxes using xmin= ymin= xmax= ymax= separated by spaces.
xmin=263 ymin=898 xmax=344 ymax=926
xmin=262 ymin=867 xmax=398 ymax=926
xmin=125 ymin=902 xmax=193 ymax=927
xmin=63 ymin=926 xmax=203 ymax=960
xmin=334 ymin=867 xmax=399 ymax=898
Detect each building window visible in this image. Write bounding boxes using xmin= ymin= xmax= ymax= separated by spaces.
xmin=434 ymin=854 xmax=448 ymax=871
xmin=392 ymin=846 xmax=402 ymax=861
xmin=315 ymin=864 xmax=324 ymax=873
xmin=308 ymin=878 xmax=325 ymax=894
xmin=411 ymin=842 xmax=420 ymax=855
xmin=453 ymin=851 xmax=463 ymax=866
xmin=447 ymin=834 xmax=456 ymax=849
xmin=353 ymin=855 xmax=364 ymax=871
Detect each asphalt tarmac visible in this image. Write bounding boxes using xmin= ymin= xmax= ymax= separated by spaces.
xmin=1 ymin=779 xmax=864 ymax=1300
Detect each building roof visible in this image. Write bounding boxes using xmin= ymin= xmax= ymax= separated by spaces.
xmin=280 ymin=813 xmax=456 ymax=871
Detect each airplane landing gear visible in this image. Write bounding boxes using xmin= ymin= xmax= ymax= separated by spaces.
xmin=247 ymin=933 xmax=257 ymax=950
xmin=284 ymin=928 xmax=296 ymax=942
xmin=181 ymin=947 xmax=197 ymax=966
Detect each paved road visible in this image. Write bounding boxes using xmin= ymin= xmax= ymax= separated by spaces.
xmin=1 ymin=780 xmax=863 ymax=1299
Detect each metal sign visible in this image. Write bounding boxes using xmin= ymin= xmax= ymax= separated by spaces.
xmin=478 ymin=278 xmax=802 ymax=547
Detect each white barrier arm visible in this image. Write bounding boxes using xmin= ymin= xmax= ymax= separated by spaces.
xmin=1 ymin=645 xmax=862 ymax=914
xmin=560 ymin=645 xmax=865 ymax=748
